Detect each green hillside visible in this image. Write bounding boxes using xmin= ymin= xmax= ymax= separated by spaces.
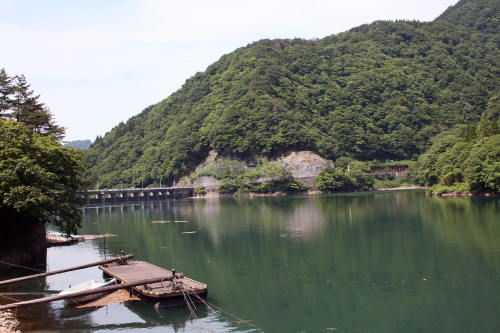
xmin=64 ymin=139 xmax=92 ymax=150
xmin=415 ymin=91 xmax=500 ymax=194
xmin=86 ymin=0 xmax=500 ymax=189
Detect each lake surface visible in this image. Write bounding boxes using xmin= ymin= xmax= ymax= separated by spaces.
xmin=1 ymin=190 xmax=499 ymax=332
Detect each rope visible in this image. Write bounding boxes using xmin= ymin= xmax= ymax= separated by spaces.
xmin=68 ymin=298 xmax=82 ymax=306
xmin=0 ymin=260 xmax=45 ymax=273
xmin=188 ymin=294 xmax=199 ymax=316
xmin=182 ymin=289 xmax=197 ymax=319
xmin=186 ymin=289 xmax=271 ymax=332
xmin=181 ymin=288 xmax=220 ymax=333
xmin=0 ymin=294 xmax=22 ymax=303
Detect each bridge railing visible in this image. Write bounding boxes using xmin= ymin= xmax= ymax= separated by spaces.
xmin=84 ymin=187 xmax=194 ymax=205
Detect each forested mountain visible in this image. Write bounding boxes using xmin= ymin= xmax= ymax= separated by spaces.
xmin=416 ymin=91 xmax=500 ymax=194
xmin=64 ymin=139 xmax=92 ymax=150
xmin=86 ymin=0 xmax=500 ymax=189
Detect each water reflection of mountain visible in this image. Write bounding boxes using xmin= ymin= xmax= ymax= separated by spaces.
xmin=79 ymin=192 xmax=430 ymax=262
xmin=192 ymin=196 xmax=328 ymax=241
xmin=190 ymin=192 xmax=422 ymax=242
xmin=73 ymin=192 xmax=500 ymax=332
xmin=80 ymin=191 xmax=500 ymax=268
xmin=421 ymin=196 xmax=500 ymax=272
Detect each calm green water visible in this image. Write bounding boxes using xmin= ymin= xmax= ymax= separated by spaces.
xmin=2 ymin=190 xmax=500 ymax=332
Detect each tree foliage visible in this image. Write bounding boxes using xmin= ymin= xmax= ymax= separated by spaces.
xmin=212 ymin=160 xmax=307 ymax=195
xmin=418 ymin=92 xmax=500 ymax=194
xmin=0 ymin=69 xmax=65 ymax=139
xmin=0 ymin=119 xmax=88 ymax=249
xmin=86 ymin=0 xmax=500 ymax=190
xmin=314 ymin=164 xmax=375 ymax=192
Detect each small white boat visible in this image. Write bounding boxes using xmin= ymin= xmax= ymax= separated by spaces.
xmin=59 ymin=278 xmax=117 ymax=304
xmin=47 ymin=231 xmax=84 ymax=241
xmin=47 ymin=231 xmax=85 ymax=240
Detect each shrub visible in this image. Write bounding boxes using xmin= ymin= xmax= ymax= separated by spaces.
xmin=194 ymin=186 xmax=207 ymax=195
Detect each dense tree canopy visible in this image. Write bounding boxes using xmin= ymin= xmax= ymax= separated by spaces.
xmin=86 ymin=0 xmax=500 ymax=190
xmin=315 ymin=163 xmax=375 ymax=192
xmin=416 ymin=92 xmax=500 ymax=194
xmin=0 ymin=119 xmax=87 ymax=250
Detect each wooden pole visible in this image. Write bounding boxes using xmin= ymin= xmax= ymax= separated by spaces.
xmin=0 ymin=276 xmax=173 ymax=311
xmin=0 ymin=254 xmax=134 ymax=286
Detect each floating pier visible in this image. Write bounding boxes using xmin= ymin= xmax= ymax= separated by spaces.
xmin=100 ymin=261 xmax=208 ymax=308
xmin=0 ymin=254 xmax=207 ymax=310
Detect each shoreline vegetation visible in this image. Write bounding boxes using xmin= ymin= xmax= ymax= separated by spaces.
xmin=185 ymin=149 xmax=499 ymax=198
xmin=192 ymin=186 xmax=428 ymax=199
xmin=192 ymin=186 xmax=499 ymax=198
xmin=190 ymin=186 xmax=490 ymax=199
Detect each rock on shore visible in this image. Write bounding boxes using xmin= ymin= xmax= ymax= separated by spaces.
xmin=0 ymin=311 xmax=20 ymax=333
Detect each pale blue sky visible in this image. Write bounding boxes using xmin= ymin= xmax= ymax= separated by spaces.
xmin=0 ymin=0 xmax=458 ymax=141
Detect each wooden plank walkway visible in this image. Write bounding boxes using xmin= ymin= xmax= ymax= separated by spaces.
xmin=99 ymin=261 xmax=207 ymax=308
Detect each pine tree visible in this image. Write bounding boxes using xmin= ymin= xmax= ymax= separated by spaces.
xmin=0 ymin=69 xmax=14 ymax=115
xmin=0 ymin=69 xmax=65 ymax=139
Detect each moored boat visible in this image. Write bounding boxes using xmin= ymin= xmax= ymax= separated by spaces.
xmin=58 ymin=278 xmax=117 ymax=304
xmin=47 ymin=231 xmax=84 ymax=240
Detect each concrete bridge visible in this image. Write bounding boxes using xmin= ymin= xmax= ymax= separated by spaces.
xmin=84 ymin=187 xmax=194 ymax=205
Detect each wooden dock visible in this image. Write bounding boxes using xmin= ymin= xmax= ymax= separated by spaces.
xmin=100 ymin=261 xmax=208 ymax=308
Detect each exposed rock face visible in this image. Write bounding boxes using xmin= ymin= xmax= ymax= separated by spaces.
xmin=192 ymin=176 xmax=220 ymax=188
xmin=277 ymin=151 xmax=329 ymax=184
xmin=191 ymin=151 xmax=329 ymax=189
xmin=192 ymin=176 xmax=220 ymax=195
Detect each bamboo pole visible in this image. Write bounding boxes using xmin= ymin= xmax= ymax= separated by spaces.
xmin=0 ymin=276 xmax=173 ymax=311
xmin=0 ymin=254 xmax=134 ymax=286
